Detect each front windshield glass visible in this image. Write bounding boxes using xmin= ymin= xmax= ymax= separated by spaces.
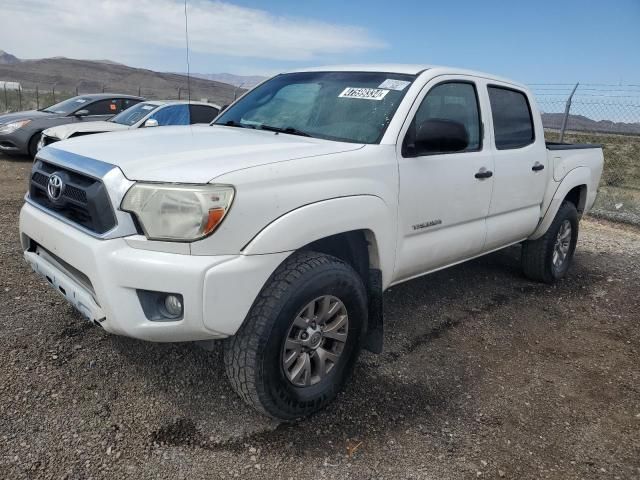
xmin=110 ymin=102 xmax=160 ymax=126
xmin=42 ymin=96 xmax=93 ymax=114
xmin=214 ymin=71 xmax=416 ymax=144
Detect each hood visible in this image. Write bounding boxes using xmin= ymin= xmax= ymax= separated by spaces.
xmin=40 ymin=125 xmax=364 ymax=183
xmin=0 ymin=109 xmax=53 ymax=124
xmin=44 ymin=120 xmax=128 ymax=140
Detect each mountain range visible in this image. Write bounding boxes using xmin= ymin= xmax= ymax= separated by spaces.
xmin=0 ymin=51 xmax=241 ymax=105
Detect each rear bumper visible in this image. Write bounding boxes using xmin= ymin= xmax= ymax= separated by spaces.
xmin=19 ymin=202 xmax=289 ymax=342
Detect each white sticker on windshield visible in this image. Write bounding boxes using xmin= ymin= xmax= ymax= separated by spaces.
xmin=141 ymin=105 xmax=154 ymax=110
xmin=75 ymin=99 xmax=88 ymax=103
xmin=338 ymin=87 xmax=389 ymax=101
xmin=378 ymin=79 xmax=410 ymax=91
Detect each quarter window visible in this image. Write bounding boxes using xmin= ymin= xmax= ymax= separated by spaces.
xmin=488 ymin=86 xmax=534 ymax=149
xmin=406 ymin=82 xmax=481 ymax=156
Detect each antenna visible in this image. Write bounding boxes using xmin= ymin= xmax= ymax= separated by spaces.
xmin=184 ymin=0 xmax=191 ymax=103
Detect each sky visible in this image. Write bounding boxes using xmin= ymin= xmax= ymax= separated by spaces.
xmin=1 ymin=0 xmax=639 ymax=85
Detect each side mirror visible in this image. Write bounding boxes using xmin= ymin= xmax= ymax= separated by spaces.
xmin=75 ymin=109 xmax=89 ymax=117
xmin=410 ymin=119 xmax=469 ymax=156
xmin=144 ymin=118 xmax=159 ymax=128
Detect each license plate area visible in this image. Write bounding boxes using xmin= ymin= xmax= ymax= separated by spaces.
xmin=24 ymin=250 xmax=105 ymax=323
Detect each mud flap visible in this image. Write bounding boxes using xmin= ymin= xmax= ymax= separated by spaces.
xmin=363 ymin=268 xmax=383 ymax=353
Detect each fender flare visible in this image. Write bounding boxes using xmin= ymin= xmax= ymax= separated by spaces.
xmin=529 ymin=167 xmax=590 ymax=240
xmin=242 ymin=195 xmax=396 ymax=288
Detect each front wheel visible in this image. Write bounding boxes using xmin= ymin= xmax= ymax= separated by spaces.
xmin=522 ymin=201 xmax=579 ymax=283
xmin=28 ymin=133 xmax=42 ymax=159
xmin=223 ymin=251 xmax=367 ymax=420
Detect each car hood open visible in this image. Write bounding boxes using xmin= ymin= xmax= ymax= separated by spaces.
xmin=39 ymin=125 xmax=364 ymax=183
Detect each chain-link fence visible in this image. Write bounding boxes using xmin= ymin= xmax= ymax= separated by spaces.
xmin=532 ymin=84 xmax=640 ymax=225
xmin=0 ymin=81 xmax=242 ymax=113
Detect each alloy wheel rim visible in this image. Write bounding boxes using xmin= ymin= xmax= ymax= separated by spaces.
xmin=552 ymin=219 xmax=572 ymax=270
xmin=282 ymin=295 xmax=349 ymax=387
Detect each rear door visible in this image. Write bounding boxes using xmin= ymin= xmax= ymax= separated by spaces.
xmin=394 ymin=76 xmax=494 ymax=282
xmin=484 ymin=85 xmax=547 ymax=250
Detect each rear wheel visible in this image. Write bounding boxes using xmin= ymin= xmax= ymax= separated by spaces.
xmin=522 ymin=201 xmax=579 ymax=283
xmin=223 ymin=251 xmax=367 ymax=420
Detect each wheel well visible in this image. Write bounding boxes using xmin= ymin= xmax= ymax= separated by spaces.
xmin=302 ymin=230 xmax=374 ymax=285
xmin=564 ymin=185 xmax=587 ymax=214
xmin=301 ymin=230 xmax=384 ymax=354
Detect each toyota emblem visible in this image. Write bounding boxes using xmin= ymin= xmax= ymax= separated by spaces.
xmin=47 ymin=174 xmax=64 ymax=201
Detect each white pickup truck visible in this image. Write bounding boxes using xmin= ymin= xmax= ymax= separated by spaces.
xmin=19 ymin=65 xmax=603 ymax=419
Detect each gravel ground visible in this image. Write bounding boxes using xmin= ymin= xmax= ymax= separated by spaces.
xmin=1 ymin=153 xmax=639 ymax=480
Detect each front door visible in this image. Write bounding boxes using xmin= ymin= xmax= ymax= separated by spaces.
xmin=394 ymin=77 xmax=494 ymax=282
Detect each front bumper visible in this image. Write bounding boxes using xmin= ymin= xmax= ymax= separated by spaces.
xmin=20 ymin=202 xmax=289 ymax=342
xmin=0 ymin=131 xmax=28 ymax=154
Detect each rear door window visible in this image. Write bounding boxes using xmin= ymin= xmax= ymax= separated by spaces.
xmin=118 ymin=98 xmax=141 ymax=112
xmin=85 ymin=99 xmax=119 ymax=116
xmin=488 ymin=86 xmax=534 ymax=149
xmin=189 ymin=105 xmax=219 ymax=124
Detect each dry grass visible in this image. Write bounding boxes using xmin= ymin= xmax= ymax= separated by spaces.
xmin=546 ymin=130 xmax=640 ymax=224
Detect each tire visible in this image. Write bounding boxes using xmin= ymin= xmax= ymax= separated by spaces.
xmin=28 ymin=133 xmax=41 ymax=159
xmin=223 ymin=251 xmax=367 ymax=420
xmin=522 ymin=201 xmax=579 ymax=283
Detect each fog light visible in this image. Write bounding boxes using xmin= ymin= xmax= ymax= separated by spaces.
xmin=163 ymin=294 xmax=183 ymax=318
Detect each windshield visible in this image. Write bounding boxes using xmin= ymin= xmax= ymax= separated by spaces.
xmin=110 ymin=102 xmax=160 ymax=126
xmin=42 ymin=96 xmax=93 ymax=115
xmin=214 ymin=71 xmax=415 ymax=144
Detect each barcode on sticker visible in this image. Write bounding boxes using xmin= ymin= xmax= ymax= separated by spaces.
xmin=338 ymin=87 xmax=389 ymax=101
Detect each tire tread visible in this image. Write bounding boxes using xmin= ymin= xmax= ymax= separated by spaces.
xmin=223 ymin=251 xmax=357 ymax=418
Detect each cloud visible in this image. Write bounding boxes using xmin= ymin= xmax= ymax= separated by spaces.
xmin=0 ymin=0 xmax=386 ymax=63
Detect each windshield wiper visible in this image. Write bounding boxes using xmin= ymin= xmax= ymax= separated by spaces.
xmin=222 ymin=120 xmax=254 ymax=129
xmin=258 ymin=124 xmax=311 ymax=137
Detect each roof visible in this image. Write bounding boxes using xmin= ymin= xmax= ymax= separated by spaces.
xmin=75 ymin=93 xmax=145 ymax=100
xmin=290 ymin=64 xmax=432 ymax=75
xmin=144 ymin=100 xmax=221 ymax=108
xmin=285 ymin=64 xmax=528 ymax=90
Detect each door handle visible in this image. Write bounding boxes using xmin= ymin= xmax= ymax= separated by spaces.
xmin=532 ymin=163 xmax=545 ymax=172
xmin=474 ymin=168 xmax=493 ymax=179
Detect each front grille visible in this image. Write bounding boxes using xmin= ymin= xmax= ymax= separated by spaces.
xmin=29 ymin=160 xmax=117 ymax=234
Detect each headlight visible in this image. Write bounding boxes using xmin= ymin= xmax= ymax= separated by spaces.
xmin=0 ymin=119 xmax=31 ymax=134
xmin=121 ymin=183 xmax=235 ymax=241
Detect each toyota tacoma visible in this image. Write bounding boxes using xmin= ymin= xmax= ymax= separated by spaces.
xmin=19 ymin=65 xmax=604 ymax=419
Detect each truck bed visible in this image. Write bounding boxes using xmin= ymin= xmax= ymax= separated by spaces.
xmin=546 ymin=142 xmax=603 ymax=150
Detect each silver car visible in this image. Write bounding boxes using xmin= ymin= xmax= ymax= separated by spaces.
xmin=38 ymin=100 xmax=221 ymax=151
